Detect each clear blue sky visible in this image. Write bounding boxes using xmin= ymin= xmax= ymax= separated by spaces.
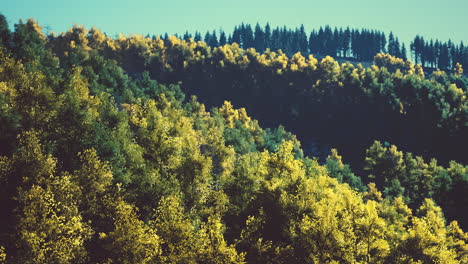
xmin=2 ymin=0 xmax=467 ymax=47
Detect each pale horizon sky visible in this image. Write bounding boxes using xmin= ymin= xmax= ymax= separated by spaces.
xmin=2 ymin=0 xmax=467 ymax=47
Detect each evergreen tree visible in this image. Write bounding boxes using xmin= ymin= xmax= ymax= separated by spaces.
xmin=380 ymin=31 xmax=387 ymax=53
xmin=264 ymin=23 xmax=271 ymax=50
xmin=401 ymin=43 xmax=408 ymax=60
xmin=343 ymin=27 xmax=351 ymax=57
xmin=438 ymin=43 xmax=450 ymax=69
xmin=219 ymin=30 xmax=227 ymax=46
xmin=194 ymin=31 xmax=202 ymax=42
xmin=388 ymin=32 xmax=395 ymax=56
xmin=231 ymin=26 xmax=241 ymax=45
xmin=204 ymin=31 xmax=211 ymax=46
xmin=254 ymin=23 xmax=265 ymax=52
xmin=0 ymin=13 xmax=10 ymax=48
xmin=299 ymin=24 xmax=308 ymax=54
xmin=182 ymin=31 xmax=191 ymax=42
xmin=242 ymin=24 xmax=254 ymax=48
xmin=394 ymin=37 xmax=401 ymax=57
xmin=211 ymin=30 xmax=219 ymax=47
xmin=308 ymin=30 xmax=316 ymax=54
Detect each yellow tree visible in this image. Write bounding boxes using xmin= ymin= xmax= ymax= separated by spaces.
xmin=395 ymin=199 xmax=458 ymax=263
xmin=100 ymin=198 xmax=161 ymax=264
xmin=197 ymin=216 xmax=245 ymax=264
xmin=151 ymin=195 xmax=199 ymax=263
xmin=16 ymin=177 xmax=93 ymax=264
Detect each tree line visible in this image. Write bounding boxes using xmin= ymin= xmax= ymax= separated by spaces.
xmin=411 ymin=35 xmax=468 ymax=70
xmin=171 ymin=23 xmax=407 ymax=62
xmin=168 ymin=23 xmax=468 ymax=72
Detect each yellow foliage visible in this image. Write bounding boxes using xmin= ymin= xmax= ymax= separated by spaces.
xmin=374 ymin=53 xmax=415 ymax=74
xmin=102 ymin=199 xmax=161 ymax=264
xmin=17 ymin=180 xmax=93 ymax=264
xmin=197 ymin=216 xmax=246 ymax=263
xmin=453 ymin=62 xmax=464 ymax=76
xmin=0 ymin=246 xmax=5 ymax=264
xmin=219 ymin=101 xmax=252 ymax=128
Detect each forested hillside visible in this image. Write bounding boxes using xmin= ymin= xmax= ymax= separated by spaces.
xmin=0 ymin=14 xmax=467 ymax=263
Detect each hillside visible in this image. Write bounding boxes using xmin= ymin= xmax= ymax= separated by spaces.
xmin=0 ymin=15 xmax=467 ymax=263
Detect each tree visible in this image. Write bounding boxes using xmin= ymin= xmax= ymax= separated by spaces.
xmin=299 ymin=24 xmax=308 ymax=54
xmin=254 ymin=23 xmax=265 ymax=52
xmin=231 ymin=26 xmax=241 ymax=45
xmin=12 ymin=18 xmax=61 ymax=80
xmin=72 ymin=148 xmax=113 ymax=217
xmin=438 ymin=43 xmax=450 ymax=69
xmin=0 ymin=13 xmax=10 ymax=48
xmin=12 ymin=131 xmax=93 ymax=263
xmin=343 ymin=27 xmax=351 ymax=57
xmin=151 ymin=195 xmax=199 ymax=262
xmin=100 ymin=199 xmax=161 ymax=264
xmin=52 ymin=67 xmax=100 ymax=170
xmin=401 ymin=43 xmax=407 ymax=60
xmin=211 ymin=30 xmax=219 ymax=47
xmin=194 ymin=31 xmax=202 ymax=42
xmin=388 ymin=32 xmax=395 ymax=56
xmin=242 ymin=24 xmax=254 ymax=48
xmin=395 ymin=199 xmax=458 ymax=263
xmin=204 ymin=31 xmax=211 ymax=46
xmin=219 ymin=30 xmax=227 ymax=46
xmin=182 ymin=31 xmax=191 ymax=42
xmin=364 ymin=141 xmax=405 ymax=190
xmin=17 ymin=180 xmax=93 ymax=264
xmin=308 ymin=30 xmax=317 ymax=54
xmin=411 ymin=35 xmax=421 ymax=64
xmin=264 ymin=23 xmax=271 ymax=50
xmin=326 ymin=148 xmax=365 ymax=191
xmin=198 ymin=216 xmax=245 ymax=263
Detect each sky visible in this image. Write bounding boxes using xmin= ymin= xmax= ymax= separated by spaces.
xmin=2 ymin=0 xmax=467 ymax=47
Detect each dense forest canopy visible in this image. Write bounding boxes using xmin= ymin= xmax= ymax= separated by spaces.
xmin=0 ymin=13 xmax=467 ymax=263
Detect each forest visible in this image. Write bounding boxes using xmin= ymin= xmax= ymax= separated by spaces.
xmin=0 ymin=13 xmax=467 ymax=263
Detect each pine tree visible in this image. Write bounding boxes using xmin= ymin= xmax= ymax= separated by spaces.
xmin=231 ymin=26 xmax=241 ymax=45
xmin=299 ymin=24 xmax=308 ymax=54
xmin=254 ymin=23 xmax=265 ymax=52
xmin=343 ymin=27 xmax=351 ymax=57
xmin=380 ymin=32 xmax=387 ymax=53
xmin=242 ymin=24 xmax=254 ymax=48
xmin=401 ymin=43 xmax=408 ymax=60
xmin=211 ymin=30 xmax=219 ymax=47
xmin=204 ymin=31 xmax=211 ymax=45
xmin=182 ymin=31 xmax=191 ymax=42
xmin=194 ymin=31 xmax=201 ymax=42
xmin=394 ymin=37 xmax=401 ymax=58
xmin=0 ymin=13 xmax=10 ymax=48
xmin=264 ymin=23 xmax=271 ymax=50
xmin=438 ymin=43 xmax=450 ymax=70
xmin=388 ymin=32 xmax=396 ymax=56
xmin=219 ymin=30 xmax=227 ymax=46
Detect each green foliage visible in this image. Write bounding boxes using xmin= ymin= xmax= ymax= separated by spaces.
xmin=326 ymin=148 xmax=365 ymax=191
xmin=0 ymin=15 xmax=466 ymax=264
xmin=0 ymin=14 xmax=10 ymax=49
xmin=363 ymin=140 xmax=468 ymax=226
